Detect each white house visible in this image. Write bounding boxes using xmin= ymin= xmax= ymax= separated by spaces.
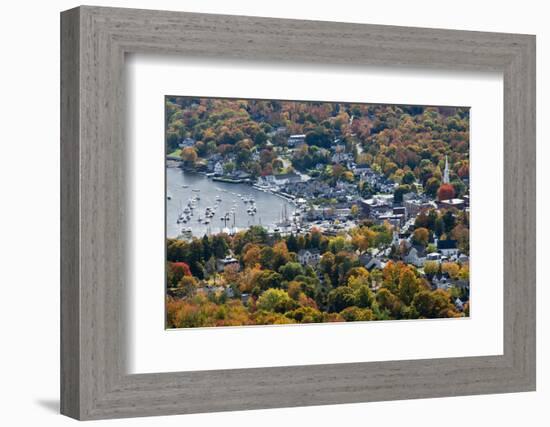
xmin=331 ymin=151 xmax=352 ymax=164
xmin=259 ymin=173 xmax=302 ymax=187
xmin=214 ymin=161 xmax=224 ymax=176
xmin=179 ymin=137 xmax=195 ymax=148
xmin=432 ymin=274 xmax=451 ymax=290
xmin=426 ymin=252 xmax=442 ymax=262
xmin=297 ymin=249 xmax=321 ymax=266
xmin=403 ymin=245 xmax=427 ymax=267
xmin=287 ymin=134 xmax=306 ymax=147
xmin=216 ymin=256 xmax=239 ymax=272
xmin=437 ymin=239 xmax=459 ymax=257
xmin=438 ymin=198 xmax=465 ymax=210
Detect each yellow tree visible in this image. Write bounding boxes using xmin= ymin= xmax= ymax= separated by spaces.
xmin=181 ymin=146 xmax=198 ymax=167
xmin=398 ymin=266 xmax=419 ymax=306
xmin=382 ymin=261 xmax=403 ymax=293
xmin=272 ymin=241 xmax=290 ymax=270
xmin=238 ymin=265 xmax=262 ymax=293
xmin=351 ymin=226 xmax=377 ymax=254
xmin=242 ymin=244 xmax=261 ymax=268
xmin=222 ymin=263 xmax=240 ymax=286
xmin=441 ymin=262 xmax=460 ymax=279
xmin=346 ymin=267 xmax=370 ymax=289
xmin=412 ymin=227 xmax=430 ymax=247
xmin=423 ymin=260 xmax=440 ymax=276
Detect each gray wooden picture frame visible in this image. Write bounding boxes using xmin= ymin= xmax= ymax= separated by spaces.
xmin=60 ymin=5 xmax=536 ymax=421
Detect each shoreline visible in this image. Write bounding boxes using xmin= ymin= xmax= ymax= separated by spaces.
xmin=167 ymin=158 xmax=298 ymax=205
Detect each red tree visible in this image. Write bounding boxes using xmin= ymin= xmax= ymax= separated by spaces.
xmin=170 ymin=262 xmax=192 ymax=283
xmin=437 ymin=183 xmax=456 ymax=201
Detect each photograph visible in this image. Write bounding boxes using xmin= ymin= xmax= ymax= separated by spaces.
xmin=165 ymin=97 xmax=471 ymax=328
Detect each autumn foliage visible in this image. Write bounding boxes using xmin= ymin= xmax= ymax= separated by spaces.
xmin=437 ymin=183 xmax=456 ymax=201
xmin=165 ymin=228 xmax=466 ymax=329
xmin=171 ymin=261 xmax=192 ymax=277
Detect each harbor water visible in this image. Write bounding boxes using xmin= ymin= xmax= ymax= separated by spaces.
xmin=166 ymin=167 xmax=294 ymax=238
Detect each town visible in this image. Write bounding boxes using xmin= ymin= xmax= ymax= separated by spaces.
xmin=165 ymin=98 xmax=470 ymax=327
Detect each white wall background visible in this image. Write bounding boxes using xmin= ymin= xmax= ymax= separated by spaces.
xmin=0 ymin=1 xmax=546 ymax=425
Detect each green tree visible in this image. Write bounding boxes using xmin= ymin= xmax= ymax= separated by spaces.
xmin=425 ymin=177 xmax=441 ymax=197
xmin=279 ymin=262 xmax=305 ymax=281
xmin=259 ymin=246 xmax=275 ymax=269
xmin=257 ymin=289 xmax=296 ymax=313
xmin=375 ymin=288 xmax=401 ymax=317
xmin=412 ymin=289 xmax=457 ymax=318
xmin=354 ymin=285 xmax=374 ymax=308
xmin=402 ymin=171 xmax=416 ymax=185
xmin=339 ymin=306 xmax=374 ymax=321
xmin=286 ymin=234 xmax=299 ymax=252
xmin=257 ymin=270 xmax=283 ymax=291
xmin=327 ymin=287 xmax=356 ymax=312
xmin=393 ymin=185 xmax=410 ymax=204
xmin=223 ymin=161 xmax=236 ymax=175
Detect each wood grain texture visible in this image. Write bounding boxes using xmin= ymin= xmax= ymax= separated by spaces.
xmin=60 ymin=6 xmax=536 ymax=420
xmin=60 ymin=7 xmax=80 ymax=419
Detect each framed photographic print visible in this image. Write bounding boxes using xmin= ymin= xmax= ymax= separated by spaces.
xmin=61 ymin=6 xmax=536 ymax=420
xmin=163 ymin=96 xmax=472 ymax=329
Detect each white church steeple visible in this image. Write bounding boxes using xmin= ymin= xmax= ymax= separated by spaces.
xmin=443 ymin=155 xmax=450 ymax=184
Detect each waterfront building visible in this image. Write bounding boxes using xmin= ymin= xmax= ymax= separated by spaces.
xmin=214 ymin=161 xmax=224 ymax=176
